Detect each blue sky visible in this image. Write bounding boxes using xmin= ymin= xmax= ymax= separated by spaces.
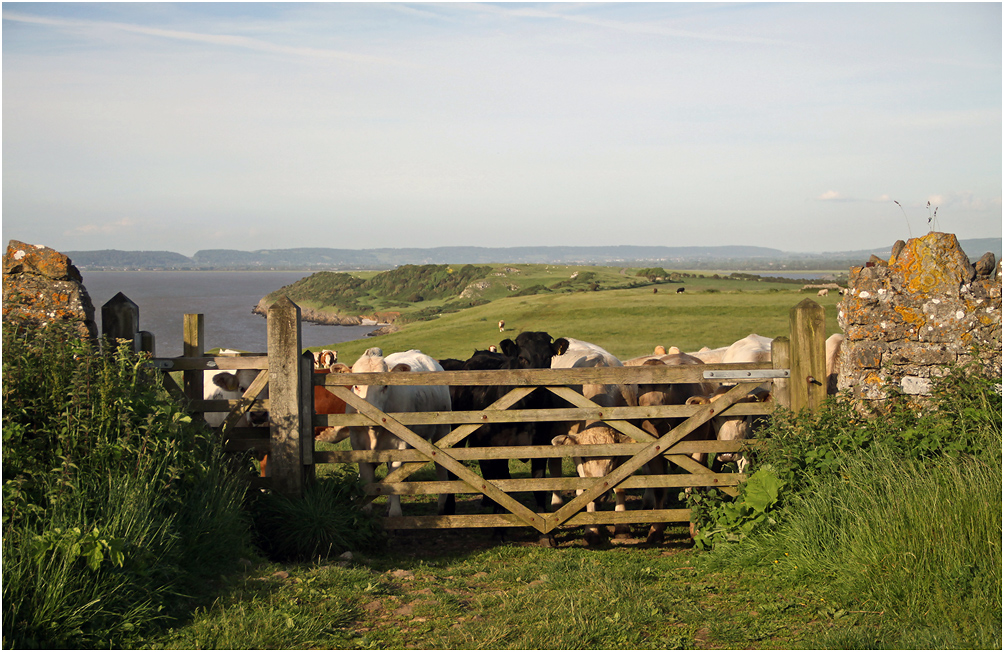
xmin=3 ymin=2 xmax=1001 ymax=256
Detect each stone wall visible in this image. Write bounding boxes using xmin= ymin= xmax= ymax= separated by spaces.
xmin=836 ymin=232 xmax=1001 ymax=403
xmin=2 ymin=240 xmax=98 ymax=340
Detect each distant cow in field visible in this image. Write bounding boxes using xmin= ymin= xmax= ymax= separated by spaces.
xmin=498 ymin=319 xmax=505 ymax=332
xmin=676 ymin=287 xmax=685 ymax=294
xmin=327 ymin=348 xmax=453 ymax=517
xmin=817 ymin=289 xmax=829 ymax=297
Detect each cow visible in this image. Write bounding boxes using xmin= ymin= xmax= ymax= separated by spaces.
xmin=825 ymin=333 xmax=845 ymax=394
xmin=549 ymin=338 xmax=639 ymax=530
xmin=685 ymin=385 xmax=771 ymax=474
xmin=454 ymin=332 xmax=570 ymax=521
xmin=312 ymin=367 xmax=349 ymax=443
xmin=204 ymin=364 xmax=270 ymax=476
xmin=203 ymin=368 xmax=269 ymax=429
xmin=721 ymin=333 xmax=773 ymax=365
xmin=817 ymin=289 xmax=829 ymax=297
xmin=498 ymin=319 xmax=505 ymax=332
xmin=552 ymin=425 xmax=635 ymax=546
xmin=313 ymin=349 xmax=337 ymax=368
xmin=623 ymin=352 xmax=716 ymax=543
xmin=687 ymin=345 xmax=728 ymax=364
xmin=676 ymin=287 xmax=685 ymax=294
xmin=327 ymin=348 xmax=453 ymax=517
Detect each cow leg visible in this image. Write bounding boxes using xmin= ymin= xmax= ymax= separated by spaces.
xmin=611 ymin=488 xmax=631 ymax=538
xmin=358 ymin=461 xmax=376 ymax=515
xmin=386 ymin=460 xmax=403 ymax=518
xmin=437 ymin=463 xmax=455 ymax=516
xmin=478 ymin=458 xmax=510 ymax=512
xmin=547 ymin=457 xmax=564 ymax=507
xmin=582 ymin=491 xmax=605 ymax=547
xmin=645 ymin=456 xmax=668 ymax=544
xmin=531 ymin=456 xmax=551 ymax=512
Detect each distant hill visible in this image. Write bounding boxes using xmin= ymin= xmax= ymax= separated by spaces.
xmin=63 ymin=238 xmax=1001 ymax=271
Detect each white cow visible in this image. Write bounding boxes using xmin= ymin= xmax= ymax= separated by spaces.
xmin=551 ymin=338 xmax=638 ymax=414
xmin=329 ymin=348 xmax=452 ymax=517
xmin=550 ymin=338 xmax=638 ymax=515
xmin=686 ymin=385 xmax=771 ymax=474
xmin=687 ymin=346 xmax=729 ymax=364
xmin=721 ymin=333 xmax=773 ymax=364
xmin=203 ymin=349 xmax=269 ymax=429
xmin=817 ymin=288 xmax=829 ymax=297
xmin=825 ymin=333 xmax=845 ymax=394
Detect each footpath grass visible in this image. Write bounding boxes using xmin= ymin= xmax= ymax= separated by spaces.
xmin=144 ymin=528 xmax=864 ymax=650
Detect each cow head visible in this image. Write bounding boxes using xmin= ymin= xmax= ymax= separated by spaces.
xmin=499 ymin=331 xmax=569 ymax=369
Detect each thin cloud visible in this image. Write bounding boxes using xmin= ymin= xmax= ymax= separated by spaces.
xmin=817 ymin=190 xmax=846 ymax=201
xmin=2 ymin=11 xmax=413 ymax=66
xmin=466 ymin=3 xmax=789 ymax=46
xmin=64 ymin=217 xmax=137 ymax=237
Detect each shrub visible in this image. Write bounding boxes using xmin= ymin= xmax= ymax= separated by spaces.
xmin=250 ymin=469 xmax=385 ymax=562
xmin=2 ymin=323 xmax=252 ymax=649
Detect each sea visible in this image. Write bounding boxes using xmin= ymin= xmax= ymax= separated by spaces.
xmin=82 ymin=271 xmax=379 ymax=358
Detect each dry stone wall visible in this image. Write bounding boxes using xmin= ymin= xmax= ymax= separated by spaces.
xmin=2 ymin=240 xmax=98 ymax=340
xmin=837 ymin=232 xmax=1001 ymax=403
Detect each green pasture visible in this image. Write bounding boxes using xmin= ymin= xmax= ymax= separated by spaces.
xmin=313 ymin=282 xmax=843 ymax=364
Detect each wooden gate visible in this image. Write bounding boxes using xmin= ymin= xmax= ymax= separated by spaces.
xmin=144 ymin=296 xmax=827 ymax=534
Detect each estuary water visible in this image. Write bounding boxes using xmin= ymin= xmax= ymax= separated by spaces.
xmin=82 ymin=271 xmax=379 ymax=358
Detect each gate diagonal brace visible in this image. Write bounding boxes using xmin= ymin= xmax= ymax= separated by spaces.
xmin=327 ymin=385 xmax=548 ymax=532
xmin=544 ymin=385 xmax=657 ymax=443
xmin=221 ymin=369 xmax=269 ymax=433
xmin=544 ymin=381 xmax=762 ymax=532
xmin=382 ymin=386 xmax=536 ymax=483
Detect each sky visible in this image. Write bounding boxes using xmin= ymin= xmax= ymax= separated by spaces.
xmin=3 ymin=2 xmax=1001 ymax=257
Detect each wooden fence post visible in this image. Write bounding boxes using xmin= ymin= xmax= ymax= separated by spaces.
xmin=771 ymin=336 xmax=791 ymax=410
xmin=789 ymin=299 xmax=827 ymax=413
xmin=102 ymin=292 xmax=155 ymax=354
xmin=267 ymin=296 xmax=306 ymax=496
xmin=183 ymin=314 xmax=205 ymax=423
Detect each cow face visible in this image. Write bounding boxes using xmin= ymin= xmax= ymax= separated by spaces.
xmin=499 ymin=332 xmax=569 ymax=369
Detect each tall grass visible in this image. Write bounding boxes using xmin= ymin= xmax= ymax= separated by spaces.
xmin=2 ymin=323 xmax=253 ymax=648
xmin=705 ymin=359 xmax=1002 ymax=649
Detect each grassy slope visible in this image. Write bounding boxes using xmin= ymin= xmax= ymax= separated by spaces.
xmin=318 ymin=282 xmax=844 ymax=363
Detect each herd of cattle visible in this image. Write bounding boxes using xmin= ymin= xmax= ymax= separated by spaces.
xmin=203 ymin=331 xmax=844 ymax=544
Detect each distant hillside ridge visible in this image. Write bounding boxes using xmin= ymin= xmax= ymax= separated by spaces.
xmin=62 ymin=238 xmax=1001 ymax=271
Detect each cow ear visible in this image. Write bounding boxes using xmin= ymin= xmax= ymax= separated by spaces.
xmin=551 ymin=434 xmax=574 ymax=446
xmin=213 ymin=372 xmax=240 ymax=392
xmin=686 ymin=395 xmax=710 ymax=406
xmin=390 ymin=363 xmax=412 ymax=372
xmin=612 ymin=432 xmax=635 ymax=444
xmin=553 ymin=338 xmax=570 ymax=356
xmin=499 ymin=339 xmax=518 ymax=357
xmin=330 ymin=363 xmax=352 ymax=374
xmin=642 ymin=358 xmax=665 ymax=366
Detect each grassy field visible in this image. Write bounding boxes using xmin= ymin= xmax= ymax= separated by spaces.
xmin=313 ymin=280 xmax=843 ymax=363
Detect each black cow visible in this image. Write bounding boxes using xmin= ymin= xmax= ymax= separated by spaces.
xmin=448 ymin=332 xmax=569 ymax=531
